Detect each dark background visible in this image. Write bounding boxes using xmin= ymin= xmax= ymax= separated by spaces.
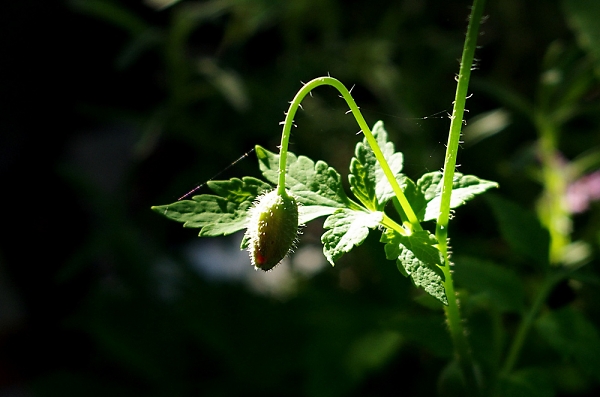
xmin=2 ymin=0 xmax=600 ymax=396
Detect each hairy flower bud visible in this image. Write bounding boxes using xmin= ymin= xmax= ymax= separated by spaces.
xmin=245 ymin=190 xmax=299 ymax=271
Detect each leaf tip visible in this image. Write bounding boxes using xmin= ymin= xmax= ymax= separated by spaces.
xmin=255 ymin=144 xmax=267 ymax=158
xmin=151 ymin=205 xmax=169 ymax=216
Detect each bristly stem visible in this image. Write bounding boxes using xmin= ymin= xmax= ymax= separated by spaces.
xmin=277 ymin=76 xmax=422 ymax=232
xmin=435 ymin=0 xmax=486 ymax=394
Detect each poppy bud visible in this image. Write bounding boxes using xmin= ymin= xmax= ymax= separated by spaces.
xmin=245 ymin=190 xmax=299 ymax=271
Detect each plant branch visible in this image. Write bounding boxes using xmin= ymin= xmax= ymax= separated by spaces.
xmin=277 ymin=76 xmax=422 ymax=231
xmin=436 ymin=0 xmax=486 ymax=236
xmin=435 ymin=0 xmax=486 ymax=394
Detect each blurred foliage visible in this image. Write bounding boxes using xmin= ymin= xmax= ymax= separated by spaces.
xmin=2 ymin=0 xmax=600 ymax=396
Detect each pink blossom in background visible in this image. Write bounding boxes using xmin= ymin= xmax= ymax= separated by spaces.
xmin=566 ymin=170 xmax=600 ymax=213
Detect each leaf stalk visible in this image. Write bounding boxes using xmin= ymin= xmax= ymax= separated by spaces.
xmin=277 ymin=77 xmax=422 ymax=231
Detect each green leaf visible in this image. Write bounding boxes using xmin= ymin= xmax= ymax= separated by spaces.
xmin=321 ymin=209 xmax=383 ymax=265
xmin=417 ymin=172 xmax=499 ymax=222
xmin=536 ymin=307 xmax=600 ymax=381
xmin=486 ymin=195 xmax=551 ymax=268
xmin=256 ymin=145 xmax=350 ymax=223
xmin=453 ymin=256 xmax=526 ymax=313
xmin=349 ymin=121 xmax=404 ymax=211
xmin=380 ymin=229 xmax=447 ymax=305
xmin=151 ymin=176 xmax=272 ymax=236
xmin=298 ymin=205 xmax=340 ymax=225
xmin=394 ymin=176 xmax=425 ymax=223
xmin=206 ymin=177 xmax=271 ymax=204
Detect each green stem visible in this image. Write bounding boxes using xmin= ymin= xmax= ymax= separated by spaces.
xmin=277 ymin=76 xmax=421 ymax=231
xmin=436 ymin=0 xmax=486 ymax=236
xmin=435 ymin=0 xmax=486 ymax=393
xmin=381 ymin=214 xmax=409 ymax=236
xmin=442 ymin=264 xmax=479 ymax=392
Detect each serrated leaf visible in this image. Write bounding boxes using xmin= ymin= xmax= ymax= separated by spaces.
xmin=381 ymin=229 xmax=447 ymax=305
xmin=255 ymin=145 xmax=350 ymax=223
xmin=349 ymin=121 xmax=404 ymax=211
xmin=151 ymin=176 xmax=272 ymax=236
xmin=206 ymin=177 xmax=271 ymax=203
xmin=415 ymin=171 xmax=499 ymax=222
xmin=393 ymin=176 xmax=425 ymax=224
xmin=321 ymin=209 xmax=383 ymax=265
xmin=486 ymin=194 xmax=550 ymax=268
xmin=536 ymin=306 xmax=600 ymax=381
xmin=298 ymin=205 xmax=338 ymax=225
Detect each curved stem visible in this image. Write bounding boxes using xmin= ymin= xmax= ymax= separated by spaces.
xmin=435 ymin=0 xmax=486 ymax=394
xmin=277 ymin=76 xmax=421 ymax=231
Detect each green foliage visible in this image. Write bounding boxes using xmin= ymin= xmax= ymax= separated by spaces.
xmin=19 ymin=0 xmax=600 ymax=396
xmin=381 ymin=228 xmax=447 ymax=305
xmin=151 ymin=177 xmax=271 ymax=236
xmin=153 ymin=121 xmax=496 ymax=306
xmin=349 ymin=121 xmax=404 ymax=211
xmin=322 ymin=209 xmax=383 ymax=265
xmin=401 ymin=171 xmax=499 ymax=222
xmin=255 ymin=144 xmax=350 ymax=223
